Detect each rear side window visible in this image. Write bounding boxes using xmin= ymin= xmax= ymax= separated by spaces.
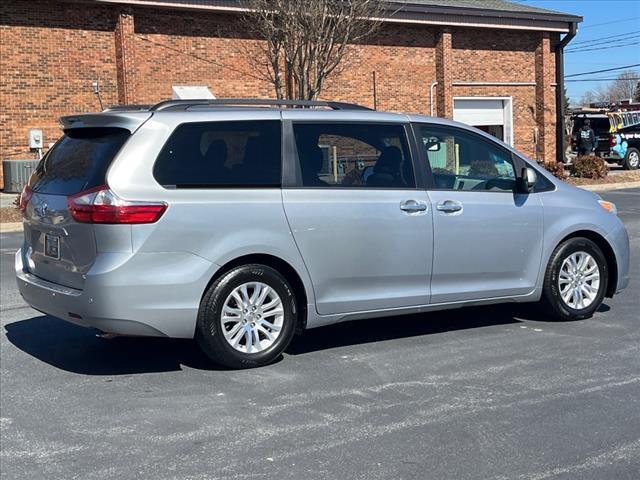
xmin=292 ymin=123 xmax=415 ymax=188
xmin=153 ymin=121 xmax=282 ymax=188
xmin=29 ymin=128 xmax=130 ymax=196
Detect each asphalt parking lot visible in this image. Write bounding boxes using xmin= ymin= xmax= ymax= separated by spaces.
xmin=1 ymin=189 xmax=639 ymax=480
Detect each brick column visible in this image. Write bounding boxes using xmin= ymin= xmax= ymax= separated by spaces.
xmin=535 ymin=32 xmax=556 ymax=163
xmin=115 ymin=9 xmax=136 ymax=104
xmin=435 ymin=29 xmax=453 ymax=119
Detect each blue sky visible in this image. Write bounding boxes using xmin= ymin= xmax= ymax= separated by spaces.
xmin=514 ymin=0 xmax=640 ymax=103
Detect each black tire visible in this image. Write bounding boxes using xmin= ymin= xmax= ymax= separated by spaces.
xmin=541 ymin=237 xmax=608 ymax=321
xmin=196 ymin=264 xmax=297 ymax=369
xmin=622 ymin=147 xmax=640 ymax=170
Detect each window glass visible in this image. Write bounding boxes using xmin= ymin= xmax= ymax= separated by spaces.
xmin=153 ymin=121 xmax=281 ymax=188
xmin=419 ymin=125 xmax=516 ymax=192
xmin=293 ymin=123 xmax=415 ymax=188
xmin=29 ymin=128 xmax=130 ymax=196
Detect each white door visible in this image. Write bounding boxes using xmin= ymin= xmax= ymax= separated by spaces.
xmin=454 ymin=98 xmax=513 ymax=146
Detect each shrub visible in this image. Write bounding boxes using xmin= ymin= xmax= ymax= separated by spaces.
xmin=570 ymin=155 xmax=608 ymax=180
xmin=469 ymin=159 xmax=498 ymax=177
xmin=542 ymin=161 xmax=567 ymax=180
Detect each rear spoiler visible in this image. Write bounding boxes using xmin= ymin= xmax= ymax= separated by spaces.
xmin=59 ymin=112 xmax=152 ymax=133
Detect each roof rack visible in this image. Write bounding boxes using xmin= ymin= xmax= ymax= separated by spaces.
xmin=149 ymin=98 xmax=373 ymax=112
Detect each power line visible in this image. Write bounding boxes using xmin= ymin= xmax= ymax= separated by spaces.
xmin=566 ymin=77 xmax=640 ymax=82
xmin=580 ymin=16 xmax=640 ymax=29
xmin=567 ymin=34 xmax=640 ymax=50
xmin=566 ymin=41 xmax=640 ymax=53
xmin=571 ymin=30 xmax=640 ymax=46
xmin=566 ymin=64 xmax=640 ymax=77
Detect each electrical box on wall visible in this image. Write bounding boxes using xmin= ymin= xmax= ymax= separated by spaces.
xmin=28 ymin=129 xmax=44 ymax=149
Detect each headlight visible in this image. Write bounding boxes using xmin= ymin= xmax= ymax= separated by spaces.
xmin=598 ymin=200 xmax=617 ymax=215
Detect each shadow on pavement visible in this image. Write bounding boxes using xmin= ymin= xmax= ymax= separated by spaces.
xmin=4 ymin=315 xmax=220 ymax=375
xmin=5 ymin=302 xmax=601 ymax=374
xmin=287 ymin=304 xmax=525 ymax=355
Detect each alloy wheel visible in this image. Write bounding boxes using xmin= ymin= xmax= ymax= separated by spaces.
xmin=221 ymin=282 xmax=284 ymax=353
xmin=558 ymin=251 xmax=601 ymax=310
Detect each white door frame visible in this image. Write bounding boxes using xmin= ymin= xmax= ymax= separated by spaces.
xmin=453 ymin=96 xmax=514 ymax=146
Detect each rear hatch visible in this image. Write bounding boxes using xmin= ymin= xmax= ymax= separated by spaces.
xmin=23 ymin=127 xmax=131 ymax=289
xmin=592 ymin=117 xmax=612 ymax=154
xmin=571 ymin=116 xmax=611 ymax=154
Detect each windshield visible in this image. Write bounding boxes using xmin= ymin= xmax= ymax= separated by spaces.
xmin=29 ymin=128 xmax=130 ymax=196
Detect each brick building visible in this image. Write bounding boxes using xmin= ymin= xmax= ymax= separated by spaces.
xmin=0 ymin=0 xmax=581 ymax=190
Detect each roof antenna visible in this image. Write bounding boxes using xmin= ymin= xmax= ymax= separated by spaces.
xmin=93 ymin=80 xmax=104 ymax=111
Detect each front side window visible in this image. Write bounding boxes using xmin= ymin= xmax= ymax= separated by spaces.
xmin=154 ymin=121 xmax=282 ymax=188
xmin=418 ymin=125 xmax=516 ymax=192
xmin=292 ymin=123 xmax=415 ymax=188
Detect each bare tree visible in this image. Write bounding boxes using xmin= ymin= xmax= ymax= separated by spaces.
xmin=578 ymin=70 xmax=640 ymax=106
xmin=578 ymin=90 xmax=597 ymax=107
xmin=607 ymin=70 xmax=639 ymax=101
xmin=241 ymin=0 xmax=384 ymax=100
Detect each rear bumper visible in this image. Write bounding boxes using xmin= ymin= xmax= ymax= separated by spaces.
xmin=606 ymin=221 xmax=631 ymax=293
xmin=15 ymin=248 xmax=219 ymax=338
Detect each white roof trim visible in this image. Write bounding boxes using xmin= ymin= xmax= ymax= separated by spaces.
xmin=374 ymin=16 xmax=569 ymax=32
xmin=92 ymin=0 xmax=571 ymax=32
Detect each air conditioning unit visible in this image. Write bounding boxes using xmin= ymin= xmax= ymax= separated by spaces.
xmin=171 ymin=86 xmax=215 ymax=100
xmin=2 ymin=160 xmax=40 ymax=193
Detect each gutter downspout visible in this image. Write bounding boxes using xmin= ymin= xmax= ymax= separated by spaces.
xmin=430 ymin=81 xmax=438 ymax=116
xmin=555 ymin=22 xmax=578 ymax=162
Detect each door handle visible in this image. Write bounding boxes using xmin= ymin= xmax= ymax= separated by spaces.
xmin=400 ymin=200 xmax=428 ymax=213
xmin=436 ymin=200 xmax=463 ymax=213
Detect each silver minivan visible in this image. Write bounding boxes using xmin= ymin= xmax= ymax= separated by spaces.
xmin=16 ymin=99 xmax=630 ymax=368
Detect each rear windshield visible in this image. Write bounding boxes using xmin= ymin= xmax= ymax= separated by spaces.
xmin=572 ymin=117 xmax=610 ymax=134
xmin=29 ymin=128 xmax=130 ymax=195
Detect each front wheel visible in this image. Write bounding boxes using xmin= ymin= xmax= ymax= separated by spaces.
xmin=622 ymin=148 xmax=639 ymax=170
xmin=196 ymin=264 xmax=298 ymax=369
xmin=541 ymin=237 xmax=608 ymax=321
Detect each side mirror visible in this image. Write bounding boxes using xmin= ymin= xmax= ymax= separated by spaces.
xmin=424 ymin=137 xmax=441 ymax=152
xmin=518 ymin=167 xmax=537 ymax=193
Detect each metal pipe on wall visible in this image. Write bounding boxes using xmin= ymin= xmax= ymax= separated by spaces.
xmin=430 ymin=81 xmax=438 ymax=117
xmin=555 ymin=22 xmax=578 ymax=163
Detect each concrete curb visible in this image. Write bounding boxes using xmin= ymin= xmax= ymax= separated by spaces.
xmin=577 ymin=181 xmax=640 ymax=192
xmin=0 ymin=222 xmax=23 ymax=233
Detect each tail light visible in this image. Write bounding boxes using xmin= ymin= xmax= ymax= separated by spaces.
xmin=19 ymin=185 xmax=33 ymax=212
xmin=67 ymin=186 xmax=167 ymax=224
xmin=610 ymin=136 xmax=617 ymax=146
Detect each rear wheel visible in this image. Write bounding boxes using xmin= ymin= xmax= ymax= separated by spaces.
xmin=622 ymin=148 xmax=639 ymax=170
xmin=541 ymin=237 xmax=608 ymax=321
xmin=196 ymin=264 xmax=297 ymax=369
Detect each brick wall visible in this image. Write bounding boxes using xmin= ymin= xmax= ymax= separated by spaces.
xmin=0 ymin=0 xmax=561 ymax=189
xmin=0 ymin=0 xmax=118 ymax=159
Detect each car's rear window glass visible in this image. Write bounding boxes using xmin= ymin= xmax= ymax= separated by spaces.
xmin=29 ymin=128 xmax=130 ymax=196
xmin=572 ymin=117 xmax=610 ymax=134
xmin=153 ymin=121 xmax=282 ymax=188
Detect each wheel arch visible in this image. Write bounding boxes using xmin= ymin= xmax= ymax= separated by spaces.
xmin=202 ymin=253 xmax=309 ymax=331
xmin=557 ymin=229 xmax=618 ymax=298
